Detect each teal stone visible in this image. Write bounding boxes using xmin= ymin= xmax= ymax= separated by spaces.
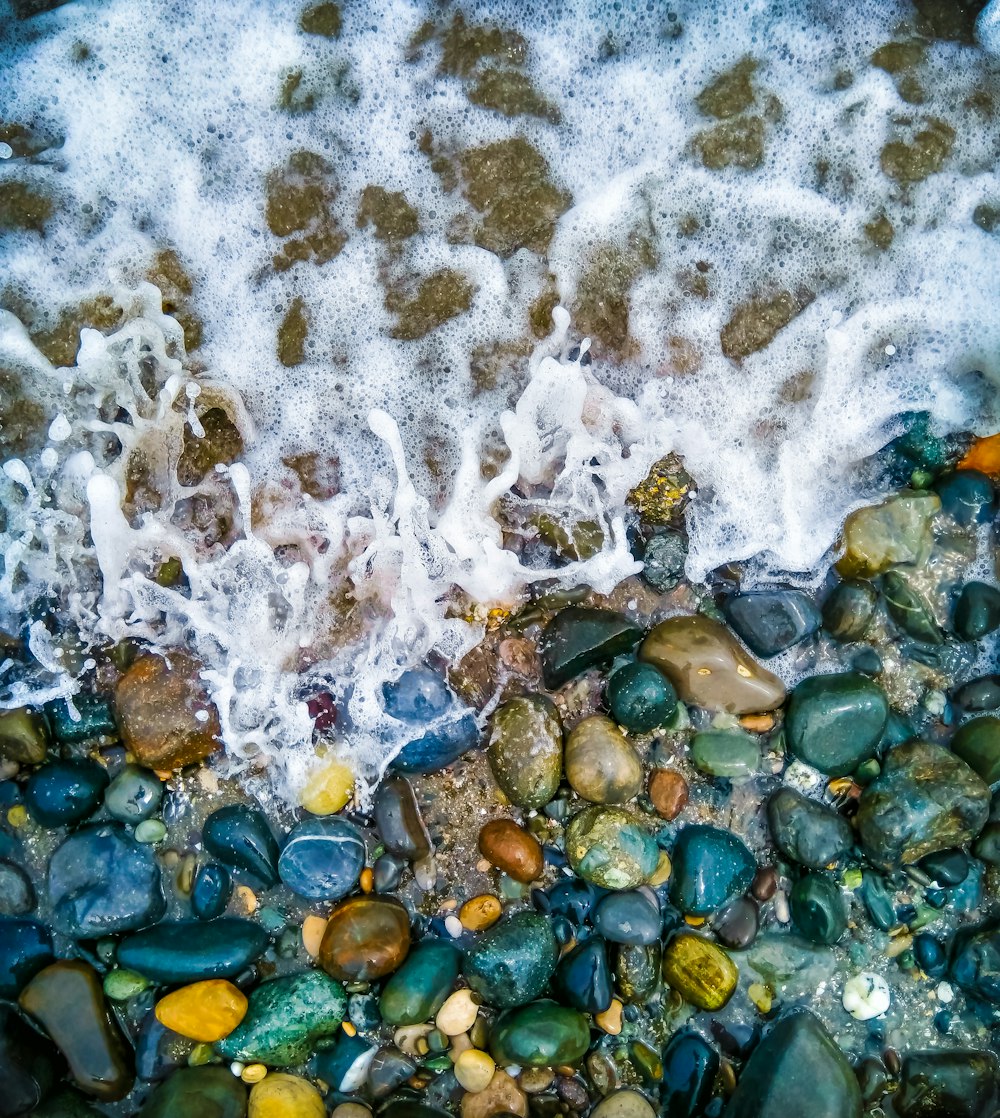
xmin=670 ymin=825 xmax=755 ymax=916
xmin=140 ymin=1066 xmax=247 ymax=1118
xmin=954 ymin=581 xmax=1000 ymax=641
xmin=380 ymin=940 xmax=460 ymax=1026
xmin=951 ymin=920 xmax=1000 ymax=1002
xmin=216 ymin=969 xmax=346 ymax=1065
xmin=203 ymin=805 xmax=280 ymax=888
xmin=767 ymin=788 xmax=853 ymax=870
xmin=552 ymin=936 xmax=613 ymax=1013
xmin=0 ymin=918 xmax=53 ymax=997
xmin=565 ymin=805 xmax=659 ymax=890
xmin=104 ymin=765 xmax=162 ymax=824
xmin=859 ymin=872 xmax=895 ymax=932
xmin=490 ymin=1000 xmax=591 ymax=1067
xmin=974 ymin=822 xmax=1000 ymax=865
xmin=463 ymin=912 xmax=558 ymax=1008
xmin=789 ymin=874 xmax=847 ymax=945
xmin=540 ymin=607 xmax=642 ymax=689
xmin=785 ymin=672 xmax=888 ymax=776
xmin=723 ymin=589 xmax=821 ymax=657
xmin=191 ymin=863 xmax=232 ymax=920
xmin=24 ymin=760 xmax=109 ymax=827
xmin=895 ymin=1050 xmax=999 ymax=1118
xmin=935 ymin=469 xmax=995 ymax=526
xmin=821 ymin=580 xmax=878 ymax=642
xmin=690 ymin=730 xmax=760 ymax=779
xmin=882 ymin=571 xmax=943 ymax=643
xmin=43 ymin=696 xmax=117 ymax=746
xmin=606 ymin=662 xmax=677 ymax=732
xmin=952 ymin=716 xmax=1000 ymax=785
xmin=117 ymin=919 xmax=269 ymax=984
xmin=723 ymin=1010 xmax=862 ymax=1118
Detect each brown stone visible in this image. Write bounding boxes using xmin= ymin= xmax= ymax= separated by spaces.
xmin=115 ymin=652 xmax=221 ymax=770
xmin=319 ymin=896 xmax=410 ymax=982
xmin=478 ymin=819 xmax=544 ymax=883
xmin=461 ymin=1069 xmax=528 ymax=1118
xmin=648 ymin=770 xmax=689 ymax=821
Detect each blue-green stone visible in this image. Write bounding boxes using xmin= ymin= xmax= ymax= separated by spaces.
xmin=724 ymin=589 xmax=821 ymax=657
xmin=642 ymin=530 xmax=687 ymax=592
xmin=789 ymin=874 xmax=847 ymax=945
xmin=463 ymin=912 xmax=558 ymax=1008
xmin=540 ymin=607 xmax=642 ymax=689
xmin=594 ymin=890 xmax=661 ymax=945
xmin=380 ymin=940 xmax=460 ymax=1025
xmin=690 ymin=730 xmax=760 ymax=779
xmin=552 ymin=935 xmax=613 ymax=1013
xmin=935 ymin=468 xmax=995 ymax=526
xmin=882 ymin=571 xmax=943 ymax=643
xmin=24 ymin=759 xmax=108 ymax=827
xmin=0 ymin=918 xmax=53 ymax=997
xmin=190 ymin=863 xmax=232 ymax=920
xmin=785 ymin=672 xmax=888 ymax=776
xmin=767 ymin=788 xmax=853 ymax=870
xmin=43 ymin=695 xmax=116 ymax=745
xmin=606 ymin=662 xmax=677 ymax=732
xmin=954 ymin=675 xmax=1000 ymax=713
xmin=490 ymin=1000 xmax=591 ymax=1067
xmin=203 ymin=804 xmax=280 ymax=887
xmin=139 ymin=1067 xmax=247 ymax=1118
xmin=117 ymin=919 xmax=269 ymax=984
xmin=951 ymin=920 xmax=1000 ymax=1002
xmin=821 ymin=580 xmax=878 ymax=642
xmin=278 ymin=816 xmax=365 ymax=901
xmin=565 ymin=805 xmax=659 ymax=890
xmin=954 ymin=582 xmax=1000 ymax=641
xmin=670 ymin=824 xmax=755 ymax=916
xmin=895 ymin=1050 xmax=999 ymax=1118
xmin=662 ymin=1030 xmax=718 ymax=1118
xmin=104 ymin=765 xmax=162 ymax=823
xmin=859 ymin=872 xmax=895 ymax=932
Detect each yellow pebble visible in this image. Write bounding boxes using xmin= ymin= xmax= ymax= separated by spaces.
xmin=242 ymin=1064 xmax=268 ymax=1084
xmin=300 ymin=760 xmax=354 ymax=815
xmin=249 ymin=1073 xmax=326 ymax=1118
xmin=436 ymin=988 xmax=479 ymax=1036
xmin=342 ymin=1021 xmax=357 ymax=1037
xmin=648 ymin=851 xmax=672 ymax=887
xmin=748 ymin=982 xmax=772 ymax=1014
xmin=684 ymin=914 xmax=706 ymax=927
xmin=360 ymin=867 xmax=374 ymax=893
xmin=594 ymin=999 xmax=623 ymax=1035
xmin=155 ymin=980 xmax=248 ymax=1043
xmin=455 ymin=1049 xmax=496 ymax=1093
xmin=301 ymin=915 xmax=328 ymax=958
xmin=6 ymin=805 xmax=27 ymax=828
xmin=459 ymin=895 xmax=501 ymax=932
xmin=235 ymin=885 xmax=258 ymax=915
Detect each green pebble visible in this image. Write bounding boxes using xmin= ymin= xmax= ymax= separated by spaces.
xmin=951 ymin=716 xmax=1000 ymax=786
xmin=489 ymin=1000 xmax=591 ymax=1067
xmin=102 ymin=968 xmax=150 ymax=1000
xmin=789 ymin=874 xmax=847 ymax=945
xmin=134 ymin=819 xmax=166 ymax=844
xmin=380 ymin=940 xmax=460 ymax=1026
xmin=785 ymin=672 xmax=888 ymax=776
xmin=690 ymin=730 xmax=759 ymax=779
xmin=606 ymin=662 xmax=677 ymax=732
xmin=463 ymin=912 xmax=558 ymax=1008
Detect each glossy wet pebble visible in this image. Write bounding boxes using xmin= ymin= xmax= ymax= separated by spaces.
xmin=768 ymin=787 xmax=853 ymax=869
xmin=191 ymin=863 xmax=233 ymax=920
xmin=104 ymin=764 xmax=163 ymax=823
xmin=0 ymin=918 xmax=53 ymax=997
xmin=478 ymin=818 xmax=544 ymax=882
xmin=380 ymin=940 xmax=459 ymax=1026
xmin=319 ymin=897 xmax=410 ymax=982
xmin=661 ymin=1031 xmax=718 ymax=1118
xmin=593 ymin=890 xmax=661 ymax=945
xmin=278 ymin=816 xmax=365 ymax=900
xmin=487 ymin=694 xmax=563 ymax=809
xmin=606 ymin=662 xmax=677 ymax=732
xmin=140 ymin=1066 xmax=247 ymax=1118
xmin=490 ymin=1000 xmax=590 ymax=1067
xmin=590 ymin=1091 xmax=656 ymax=1118
xmin=648 ymin=769 xmax=688 ymax=820
xmin=565 ymin=715 xmax=643 ymax=804
xmin=552 ymin=935 xmax=614 ymax=1013
xmin=463 ymin=911 xmax=558 ymax=1008
xmin=565 ymin=805 xmax=659 ymax=890
xmin=0 ymin=707 xmax=48 ymax=764
xmin=374 ymin=773 xmax=431 ymax=860
xmin=0 ymin=860 xmax=34 ymax=915
xmin=954 ymin=581 xmax=1000 ymax=641
xmin=821 ymin=579 xmax=878 ymax=642
xmin=785 ymin=672 xmax=888 ymax=775
xmin=393 ymin=711 xmax=479 ymax=774
xmin=894 ymin=1050 xmax=999 ymax=1118
xmin=712 ymin=896 xmax=759 ymax=950
xmin=203 ymin=804 xmax=281 ymax=888
xmin=540 ymin=607 xmax=642 ymax=689
xmin=117 ymin=919 xmax=269 ymax=984
xmin=24 ymin=759 xmax=108 ymax=827
xmin=935 ymin=468 xmax=995 ymax=525
xmin=662 ymin=933 xmax=737 ymax=1011
xmin=154 ymin=979 xmax=248 ymax=1043
xmin=670 ymin=824 xmax=755 ymax=916
xmin=248 ymin=1073 xmax=325 ymax=1118
xmin=789 ymin=874 xmax=847 ymax=945
xmin=690 ymin=730 xmax=760 ymax=780
xmin=952 ymin=715 xmax=1000 ymax=785
xmin=723 ymin=589 xmax=821 ymax=657
xmin=383 ymin=668 xmax=451 ymax=722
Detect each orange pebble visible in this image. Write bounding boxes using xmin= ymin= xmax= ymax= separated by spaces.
xmin=959 ymin=435 xmax=1000 ymax=477
xmin=155 ymin=979 xmax=247 ymax=1042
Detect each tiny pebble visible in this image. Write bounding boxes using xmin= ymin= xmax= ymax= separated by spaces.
xmin=445 ymin=915 xmax=464 ymax=938
xmin=843 ymin=972 xmax=890 ymax=1020
xmin=241 ymin=1063 xmax=268 ymax=1084
xmin=936 ymin=982 xmax=954 ymax=1004
xmin=134 ymin=819 xmax=167 ymax=843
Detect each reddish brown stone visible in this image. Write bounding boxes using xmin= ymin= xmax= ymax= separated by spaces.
xmin=478 ymin=818 xmax=545 ymax=883
xmin=319 ymin=896 xmax=410 ymax=982
xmin=648 ymin=769 xmax=688 ymax=821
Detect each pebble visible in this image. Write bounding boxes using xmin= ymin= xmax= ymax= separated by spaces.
xmin=461 ymin=1068 xmax=527 ymax=1118
xmin=300 ymin=758 xmax=354 ymax=815
xmin=487 ymin=695 xmax=564 ymax=809
xmin=648 ymin=769 xmax=688 ymax=820
xmin=478 ymin=819 xmax=544 ymax=882
xmin=0 ymin=918 xmax=53 ymax=998
xmin=836 ymin=491 xmax=939 ymax=578
xmin=822 ymin=579 xmax=878 ymax=642
xmin=141 ymin=1067 xmax=247 ymax=1118
xmin=951 ymin=715 xmax=1000 ymax=785
xmin=0 ymin=859 xmax=34 ymax=916
xmin=278 ymin=816 xmax=365 ymax=900
xmin=460 ymin=894 xmax=502 ymax=932
xmin=565 ymin=715 xmax=644 ymax=804
xmin=594 ymin=998 xmax=623 ymax=1035
xmin=380 ymin=940 xmax=460 ymax=1027
xmin=0 ymin=707 xmax=48 ymax=764
xmin=690 ymin=729 xmax=760 ymax=780
xmin=540 ymin=606 xmax=642 ymax=689
xmin=383 ymin=668 xmax=452 ymax=722
xmin=954 ymin=580 xmax=1000 ymax=641
xmin=374 ymin=773 xmax=431 ymax=860
xmin=724 ymin=588 xmax=821 ymax=657
xmin=553 ymin=936 xmax=614 ymax=1014
xmin=489 ymin=1001 xmax=590 ymax=1067
xmin=191 ymin=862 xmax=233 ymax=920
xmin=104 ymin=764 xmax=163 ymax=823
xmin=789 ymin=874 xmax=847 ymax=945
xmin=842 ymin=972 xmax=890 ymax=1020
xmin=24 ymin=758 xmax=108 ymax=827
xmin=454 ymin=1048 xmax=496 ymax=1093
xmin=662 ymin=933 xmax=737 ymax=1011
xmin=463 ymin=911 xmax=558 ymax=1008
xmin=590 ymin=1090 xmax=656 ymax=1118
xmin=155 ymin=979 xmax=248 ymax=1042
xmin=670 ymin=824 xmax=755 ymax=916
xmin=785 ymin=672 xmax=888 ymax=775
xmin=117 ymin=918 xmax=269 ymax=984
xmin=203 ymin=804 xmax=281 ymax=888
xmin=606 ymin=662 xmax=677 ymax=732
xmin=248 ymin=1072 xmax=325 ymax=1118
xmin=767 ymin=787 xmax=853 ymax=870
xmin=320 ymin=896 xmax=411 ymax=982
xmin=593 ymin=890 xmax=661 ymax=945
xmin=436 ymin=988 xmax=480 ymax=1035
xmin=565 ymin=805 xmax=659 ymax=890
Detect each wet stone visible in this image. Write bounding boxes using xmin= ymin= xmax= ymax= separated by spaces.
xmin=380 ymin=940 xmax=459 ymax=1026
xmin=690 ymin=730 xmax=760 ymax=780
xmin=713 ymin=896 xmax=759 ymax=950
xmin=155 ymin=979 xmax=247 ymax=1043
xmin=0 ymin=707 xmax=48 ymax=764
xmin=913 ymin=933 xmax=948 ymax=979
xmin=540 ymin=607 xmax=642 ymax=690
xmin=953 ymin=716 xmax=1000 ymax=786
xmin=662 ymin=933 xmax=738 ymax=1011
xmin=384 ymin=669 xmax=451 ymax=722
xmin=859 ymin=872 xmax=896 ymax=932
xmin=0 ymin=860 xmax=34 ymax=915
xmin=24 ymin=759 xmax=108 ymax=828
xmin=614 ymin=941 xmax=661 ymax=1004
xmin=785 ymin=671 xmax=888 ymax=776
xmin=606 ymin=662 xmax=677 ymax=733
xmin=319 ymin=896 xmax=410 ymax=982
xmin=590 ymin=1089 xmax=655 ymax=1118
xmin=490 ymin=1001 xmax=590 ymax=1068
xmin=661 ymin=1030 xmax=718 ymax=1118
xmin=919 ymin=848 xmax=970 ymax=887
xmin=393 ymin=710 xmax=479 ymax=774
xmin=47 ymin=823 xmax=164 ymax=938
xmin=278 ymin=816 xmax=365 ymax=901
xmin=789 ymin=874 xmax=847 ymax=945
xmin=951 ymin=921 xmax=1000 ymax=1002
xmin=203 ymin=804 xmax=281 ymax=888
xmin=565 ymin=715 xmax=644 ymax=804
xmin=463 ymin=911 xmax=558 ymax=1008
xmin=670 ymin=824 xmax=756 ymax=916
xmin=191 ymin=863 xmax=233 ymax=920
xmin=478 ymin=818 xmax=544 ymax=882
xmin=836 ymin=492 xmax=940 ymax=578
xmin=552 ymin=936 xmax=613 ymax=1014
xmin=593 ymin=890 xmax=661 ymax=946
xmin=882 ymin=571 xmax=942 ymax=643
xmin=117 ymin=919 xmax=270 ymax=984
xmin=565 ymin=805 xmax=659 ymax=890
xmin=0 ymin=918 xmax=53 ymax=997
xmin=935 ymin=469 xmax=995 ymax=525
xmin=487 ymin=694 xmax=563 ymax=809
xmin=894 ymin=1049 xmax=999 ymax=1118
xmin=822 ymin=579 xmax=878 ymax=642
xmin=641 ymin=530 xmax=687 ymax=592
xmin=140 ymin=1066 xmax=247 ymax=1118
xmin=648 ymin=769 xmax=688 ymax=820
xmin=768 ymin=787 xmax=854 ymax=869
xmin=44 ymin=694 xmax=116 ymax=745
xmin=374 ymin=773 xmax=431 ymax=860
xmin=723 ymin=589 xmax=821 ymax=657
xmin=954 ymin=582 xmax=1000 ymax=641
xmin=104 ymin=765 xmax=162 ymax=823
xmin=954 ymin=676 xmax=1000 ymax=713
xmin=0 ymin=1001 xmax=60 ymax=1118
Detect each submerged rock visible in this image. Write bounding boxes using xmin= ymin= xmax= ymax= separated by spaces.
xmin=894 ymin=1049 xmax=999 ymax=1118
xmin=670 ymin=824 xmax=755 ymax=916
xmin=490 ymin=1001 xmax=590 ymax=1067
xmin=565 ymin=714 xmax=643 ymax=803
xmin=723 ymin=589 xmax=821 ymax=657
xmin=785 ymin=672 xmax=888 ymax=775
xmin=835 ymin=492 xmax=940 ymax=578
xmin=487 ymin=694 xmax=563 ymax=809
xmin=768 ymin=788 xmax=853 ymax=869
xmin=954 ymin=581 xmax=1000 ymax=641
xmin=952 ymin=716 xmax=1000 ymax=786
xmin=540 ymin=607 xmax=642 ymax=689
xmin=822 ymin=579 xmax=878 ymax=642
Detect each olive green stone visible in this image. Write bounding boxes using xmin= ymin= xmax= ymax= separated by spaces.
xmin=882 ymin=571 xmax=942 ymax=643
xmin=690 ymin=730 xmax=760 ymax=780
xmin=662 ymin=933 xmax=737 ymax=1011
xmin=821 ymin=580 xmax=878 ymax=642
xmin=490 ymin=1001 xmax=590 ymax=1067
xmin=639 ymin=615 xmax=785 ymax=715
xmin=835 ymin=492 xmax=939 ymax=578
xmin=789 ymin=874 xmax=847 ymax=945
xmin=540 ymin=607 xmax=642 ymax=689
xmin=565 ymin=805 xmax=659 ymax=890
xmin=565 ymin=715 xmax=643 ymax=804
xmin=952 ymin=716 xmax=1000 ymax=786
xmin=0 ymin=707 xmax=48 ymax=764
xmin=487 ymin=694 xmax=563 ymax=809
xmin=785 ymin=672 xmax=888 ymax=776
xmin=379 ymin=941 xmax=460 ymax=1026
xmin=463 ymin=912 xmax=558 ymax=1008
xmin=614 ymin=942 xmax=661 ymax=1004
xmin=856 ymin=740 xmax=990 ymax=868
xmin=140 ymin=1066 xmax=247 ymax=1118
xmin=215 ymin=970 xmax=346 ymax=1066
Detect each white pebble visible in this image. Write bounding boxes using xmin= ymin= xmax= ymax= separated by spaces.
xmin=445 ymin=915 xmax=464 ymax=938
xmin=936 ymin=982 xmax=954 ymax=1004
xmin=436 ymin=988 xmax=479 ymax=1036
xmin=842 ymin=972 xmax=890 ymax=1020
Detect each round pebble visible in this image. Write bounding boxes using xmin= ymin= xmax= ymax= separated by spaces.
xmin=104 ymin=765 xmax=163 ymax=823
xmin=460 ymin=895 xmax=502 ymax=932
xmin=648 ymin=770 xmax=688 ymax=820
xmin=135 ymin=819 xmax=167 ymax=843
xmin=455 ymin=1049 xmax=496 ymax=1093
xmin=436 ymin=988 xmax=479 ymax=1036
xmin=842 ymin=972 xmax=890 ymax=1020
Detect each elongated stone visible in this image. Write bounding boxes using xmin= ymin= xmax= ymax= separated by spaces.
xmin=565 ymin=805 xmax=659 ymax=890
xmin=691 ymin=730 xmax=760 ymax=779
xmin=789 ymin=874 xmax=847 ymax=945
xmin=463 ymin=911 xmax=558 ymax=1008
xmin=724 ymin=590 xmax=821 ymax=657
xmin=380 ymin=940 xmax=460 ymax=1026
xmin=393 ymin=712 xmax=479 ymax=774
xmin=767 ymin=788 xmax=853 ymax=869
xmin=565 ymin=715 xmax=643 ymax=804
xmin=954 ymin=581 xmax=1000 ymax=641
xmin=552 ymin=935 xmax=614 ymax=1013
xmin=640 ymin=615 xmax=785 ymax=714
xmin=117 ymin=919 xmax=269 ymax=984
xmin=487 ymin=694 xmax=563 ymax=809
xmin=203 ymin=805 xmax=281 ymax=887
xmin=374 ymin=773 xmax=431 ymax=860
xmin=478 ymin=818 xmax=544 ymax=882
xmin=0 ymin=1002 xmax=60 ymax=1118
xmin=821 ymin=580 xmax=878 ymax=642
xmin=670 ymin=824 xmax=755 ymax=916
xmin=155 ymin=980 xmax=247 ymax=1043
xmin=785 ymin=672 xmax=888 ymax=775
xmin=661 ymin=1030 xmax=719 ymax=1118
xmin=319 ymin=896 xmax=410 ymax=982
xmin=882 ymin=571 xmax=942 ymax=643
xmin=278 ymin=816 xmax=365 ymax=901
xmin=490 ymin=1001 xmax=590 ymax=1067
xmin=191 ymin=863 xmax=232 ymax=920
xmin=140 ymin=1066 xmax=247 ymax=1118
xmin=540 ymin=607 xmax=642 ymax=689
xmin=614 ymin=942 xmax=661 ymax=1004
xmin=662 ymin=933 xmax=737 ymax=1011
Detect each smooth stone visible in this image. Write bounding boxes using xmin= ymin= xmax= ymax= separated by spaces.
xmin=540 ymin=607 xmax=642 ymax=689
xmin=661 ymin=1030 xmax=719 ymax=1118
xmin=217 ymin=969 xmax=347 ymax=1065
xmin=648 ymin=769 xmax=689 ymax=820
xmin=955 ymin=676 xmax=1000 ymax=714
xmin=540 ymin=877 xmax=597 ymax=925
xmin=104 ymin=765 xmax=162 ymax=823
xmin=380 ymin=940 xmax=460 ymax=1026
xmin=662 ymin=933 xmax=737 ymax=1011
xmin=191 ymin=863 xmax=233 ymax=920
xmin=487 ymin=695 xmax=563 ymax=809
xmin=565 ymin=715 xmax=644 ymax=804
xmin=115 ymin=652 xmax=221 ymax=770
xmin=0 ymin=918 xmax=53 ymax=997
xmin=0 ymin=707 xmax=48 ymax=764
xmin=393 ymin=711 xmax=479 ymax=775
xmin=590 ymin=1090 xmax=656 ymax=1118
xmin=952 ymin=716 xmax=1000 ymax=785
xmin=856 ymin=740 xmax=990 ymax=868
xmin=460 ymin=1070 xmax=526 ymax=1118
xmin=935 ymin=468 xmax=995 ymax=526
xmin=565 ymin=805 xmax=659 ymax=890
xmin=723 ymin=1010 xmax=862 ymax=1118
xmin=319 ymin=896 xmax=410 ymax=982
xmin=248 ymin=1073 xmax=324 ymax=1118
xmin=789 ymin=875 xmax=847 ymax=945
xmin=859 ymin=872 xmax=896 ymax=932
xmin=641 ymin=530 xmax=687 ymax=592
xmin=713 ymin=896 xmax=759 ymax=950
xmin=367 ymin=1045 xmax=417 ymax=1098
xmin=974 ymin=821 xmax=1000 ymax=865
xmin=670 ymin=824 xmax=755 ymax=916
xmin=918 ymin=848 xmax=970 ymax=887
xmin=767 ymin=788 xmax=853 ymax=869
xmin=155 ymin=979 xmax=248 ymax=1043
xmin=135 ymin=1013 xmax=195 ymax=1082
xmin=24 ymin=759 xmax=108 ymax=827
xmin=140 ymin=1067 xmax=247 ymax=1118
xmin=47 ymin=823 xmax=164 ymax=938
xmin=882 ymin=571 xmax=943 ymax=643
xmin=606 ymin=662 xmax=677 ymax=732
xmin=614 ymin=942 xmax=661 ymax=1004
xmin=278 ymin=816 xmax=365 ymax=901
xmin=117 ymin=919 xmax=269 ymax=983
xmin=373 ymin=852 xmax=406 ymax=892
xmin=822 ymin=579 xmax=878 ymax=642
xmin=44 ymin=695 xmax=116 ymax=745
xmin=490 ymin=1001 xmax=590 ymax=1067
xmin=913 ymin=933 xmax=948 ymax=980
xmin=552 ymin=935 xmax=614 ymax=1014
xmin=19 ymin=961 xmax=133 ymax=1102
xmin=0 ymin=859 xmax=35 ymax=915
xmin=640 ymin=615 xmax=786 ymax=715
xmin=724 ymin=590 xmax=821 ymax=657
xmin=478 ymin=818 xmax=544 ymax=882
xmin=34 ymin=1089 xmax=103 ymax=1118
xmin=835 ymin=491 xmax=939 ymax=579
xmin=0 ymin=1001 xmax=59 ymax=1117
xmin=950 ymin=920 xmax=1000 ymax=1002
xmin=374 ymin=773 xmax=431 ymax=860
xmin=593 ymin=891 xmax=661 ymax=945
xmin=785 ymin=672 xmax=888 ymax=775
xmin=690 ymin=730 xmax=760 ymax=780
xmin=203 ymin=804 xmax=281 ymax=887
xmin=383 ymin=668 xmax=451 ymax=722
xmin=954 ymin=582 xmax=1000 ymax=641
xmin=894 ymin=1050 xmax=999 ymax=1118
xmin=463 ymin=911 xmax=558 ymax=1008
xmin=314 ymin=1031 xmax=374 ymax=1094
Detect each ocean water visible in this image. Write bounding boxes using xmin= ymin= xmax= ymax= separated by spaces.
xmin=2 ymin=0 xmax=999 ymax=793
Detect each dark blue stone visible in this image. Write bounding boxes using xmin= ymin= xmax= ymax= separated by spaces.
xmin=191 ymin=863 xmax=232 ymax=920
xmin=919 ymin=849 xmax=970 ymax=887
xmin=203 ymin=804 xmax=281 ymax=887
xmin=383 ymin=669 xmax=451 ymax=722
xmin=670 ymin=825 xmax=755 ymax=917
xmin=724 ymin=589 xmax=821 ymax=657
xmin=551 ymin=935 xmax=613 ymax=1014
xmin=935 ymin=469 xmax=995 ymax=526
xmin=0 ymin=918 xmax=53 ymax=997
xmin=768 ymin=787 xmax=853 ymax=870
xmin=853 ymin=647 xmax=883 ymax=676
xmin=540 ymin=606 xmax=643 ymax=689
xmin=117 ymin=919 xmax=269 ymax=984
xmin=537 ymin=877 xmax=597 ymax=925
xmin=914 ymin=933 xmax=948 ymax=979
xmin=134 ymin=1013 xmax=195 ymax=1081
xmin=954 ymin=675 xmax=1000 ymax=713
xmin=43 ymin=694 xmax=116 ymax=745
xmin=593 ymin=890 xmax=661 ymax=945
xmin=314 ymin=1031 xmax=376 ymax=1093
xmin=392 ymin=711 xmax=478 ymax=774
xmin=662 ymin=1029 xmax=719 ymax=1118
xmin=278 ymin=817 xmax=365 ymax=901
xmin=24 ymin=759 xmax=108 ymax=827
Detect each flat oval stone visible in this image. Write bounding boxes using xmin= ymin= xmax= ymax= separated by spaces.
xmin=217 ymin=970 xmax=347 ymax=1065
xmin=856 ymin=740 xmax=990 ymax=868
xmin=723 ymin=1010 xmax=862 ymax=1118
xmin=278 ymin=817 xmax=365 ymax=901
xmin=661 ymin=1030 xmax=719 ymax=1118
xmin=191 ymin=863 xmax=233 ymax=920
xmin=540 ymin=607 xmax=642 ymax=690
xmin=767 ymin=788 xmax=853 ymax=869
xmin=894 ymin=1050 xmax=999 ymax=1118
xmin=594 ymin=890 xmax=661 ymax=945
xmin=822 ymin=579 xmax=878 ymax=642
xmin=24 ymin=759 xmax=108 ymax=828
xmin=478 ymin=819 xmax=544 ymax=882
xmin=640 ymin=615 xmax=785 ymax=715
xmin=662 ymin=933 xmax=737 ymax=1011
xmin=690 ymin=730 xmax=760 ymax=780
xmin=724 ymin=590 xmax=821 ymax=657
xmin=155 ymin=979 xmax=248 ymax=1043
xmin=954 ymin=675 xmax=1000 ymax=713
xmin=565 ymin=715 xmax=643 ymax=804
xmin=0 ymin=918 xmax=53 ymax=998
xmin=785 ymin=672 xmax=888 ymax=775
xmin=552 ymin=935 xmax=613 ymax=1014
xmin=565 ymin=805 xmax=659 ymax=890
xmin=463 ymin=911 xmax=558 ymax=1008
xmin=47 ymin=823 xmax=165 ymax=938
xmin=383 ymin=668 xmax=451 ymax=722
xmin=952 ymin=716 xmax=1000 ymax=786
xmin=487 ymin=694 xmax=563 ymax=809
xmin=789 ymin=874 xmax=847 ymax=945
xmin=319 ymin=896 xmax=410 ymax=982
xmin=490 ymin=1001 xmax=590 ymax=1067
xmin=104 ymin=765 xmax=163 ymax=823
xmin=19 ymin=961 xmax=133 ymax=1102
xmin=393 ymin=711 xmax=479 ymax=775
xmin=954 ymin=581 xmax=1000 ymax=641
xmin=203 ymin=805 xmax=281 ymax=888
xmin=380 ymin=940 xmax=460 ymax=1026
xmin=713 ymin=896 xmax=759 ymax=950
xmin=590 ymin=1090 xmax=656 ymax=1118
xmin=117 ymin=919 xmax=269 ymax=984
xmin=670 ymin=824 xmax=755 ymax=916
xmin=140 ymin=1066 xmax=247 ymax=1118
xmin=374 ymin=773 xmax=431 ymax=860
xmin=606 ymin=662 xmax=677 ymax=732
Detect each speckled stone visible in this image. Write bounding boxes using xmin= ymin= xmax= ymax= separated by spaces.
xmin=463 ymin=912 xmax=558 ymax=1008
xmin=565 ymin=805 xmax=659 ymax=890
xmin=487 ymin=695 xmax=563 ymax=809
